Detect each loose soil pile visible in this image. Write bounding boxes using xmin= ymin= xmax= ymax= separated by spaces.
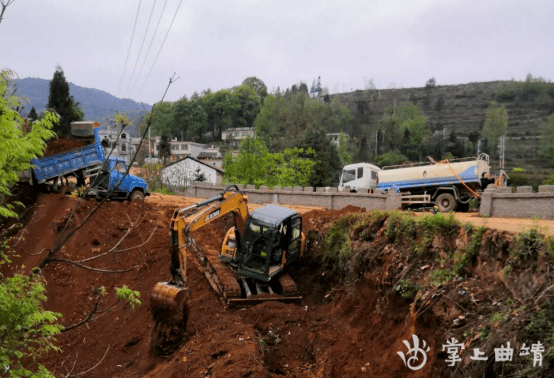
xmin=43 ymin=138 xmax=87 ymax=157
xmin=4 ymin=194 xmax=554 ymax=377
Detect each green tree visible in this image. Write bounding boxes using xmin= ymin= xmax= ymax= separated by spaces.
xmin=233 ymin=85 xmax=261 ymax=129
xmin=379 ymin=103 xmax=428 ymax=161
xmin=158 ymin=135 xmax=171 ymax=163
xmin=223 ymin=137 xmax=315 ymax=188
xmin=47 ymin=66 xmax=83 ymax=137
xmin=426 ymin=77 xmax=436 ymax=88
xmin=140 ymin=101 xmax=174 ymax=138
xmin=298 ymin=128 xmax=341 ymax=187
xmin=253 ymin=93 xmax=280 ymax=148
xmin=0 ymin=272 xmax=63 ymax=377
xmin=337 ymin=131 xmax=352 ymax=166
xmin=325 ymin=96 xmax=352 ymax=133
xmin=482 ymin=101 xmax=508 ymax=159
xmin=205 ymin=89 xmax=240 ymax=140
xmin=375 ymin=150 xmax=408 ymax=167
xmin=242 ymin=77 xmax=268 ymax=104
xmin=1 ymin=69 xmax=62 ymax=376
xmin=1 ymin=69 xmax=58 ymax=217
xmin=27 ymin=107 xmax=38 ymax=121
xmin=172 ymin=96 xmax=208 ymax=142
xmin=540 ymin=113 xmax=554 ymax=164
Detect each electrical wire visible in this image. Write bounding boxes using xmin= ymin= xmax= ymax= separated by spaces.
xmin=129 ymin=0 xmax=169 ymax=97
xmin=124 ymin=0 xmax=158 ymax=97
xmin=116 ymin=0 xmax=142 ymax=97
xmin=135 ymin=0 xmax=183 ymax=99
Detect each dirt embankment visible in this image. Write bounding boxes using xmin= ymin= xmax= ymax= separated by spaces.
xmin=4 ymin=194 xmax=554 ymax=377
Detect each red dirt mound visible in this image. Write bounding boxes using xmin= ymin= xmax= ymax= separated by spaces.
xmin=6 ymin=195 xmax=457 ymax=377
xmin=44 ymin=138 xmax=87 ymax=157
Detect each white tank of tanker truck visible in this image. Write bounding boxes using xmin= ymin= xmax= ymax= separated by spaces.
xmin=339 ymin=154 xmax=498 ymax=212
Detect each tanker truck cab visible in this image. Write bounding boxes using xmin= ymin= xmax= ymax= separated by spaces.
xmin=339 ymin=163 xmax=381 ymax=192
xmin=89 ymin=157 xmax=149 ymax=202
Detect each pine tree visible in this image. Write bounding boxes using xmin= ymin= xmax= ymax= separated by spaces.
xmin=316 ymin=76 xmax=322 ymax=96
xmin=28 ymin=106 xmax=38 ymax=120
xmin=47 ymin=65 xmax=84 ymax=137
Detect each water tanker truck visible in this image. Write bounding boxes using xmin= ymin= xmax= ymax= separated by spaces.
xmin=339 ymin=154 xmax=500 ymax=212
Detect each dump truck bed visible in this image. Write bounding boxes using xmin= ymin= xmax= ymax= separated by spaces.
xmin=31 ymin=128 xmax=105 ymax=183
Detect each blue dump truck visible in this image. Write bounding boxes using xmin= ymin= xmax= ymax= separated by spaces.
xmin=339 ymin=154 xmax=501 ymax=212
xmin=28 ymin=122 xmax=148 ymax=202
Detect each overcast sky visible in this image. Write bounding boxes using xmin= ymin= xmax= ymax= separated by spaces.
xmin=1 ymin=0 xmax=552 ymax=105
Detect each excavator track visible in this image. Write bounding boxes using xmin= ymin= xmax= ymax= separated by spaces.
xmin=198 ymin=246 xmax=302 ymax=306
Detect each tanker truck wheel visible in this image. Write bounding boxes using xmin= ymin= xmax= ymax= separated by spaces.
xmin=435 ymin=193 xmax=457 ymax=213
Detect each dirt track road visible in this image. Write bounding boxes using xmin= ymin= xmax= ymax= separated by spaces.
xmin=148 ymin=193 xmax=554 ymax=236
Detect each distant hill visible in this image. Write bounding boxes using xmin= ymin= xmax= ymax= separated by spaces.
xmin=12 ymin=77 xmax=152 ymax=136
xmin=326 ymin=81 xmax=554 ymax=171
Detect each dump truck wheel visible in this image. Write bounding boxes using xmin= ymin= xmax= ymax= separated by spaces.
xmin=130 ymin=189 xmax=145 ymax=203
xmin=436 ymin=193 xmax=457 ymax=212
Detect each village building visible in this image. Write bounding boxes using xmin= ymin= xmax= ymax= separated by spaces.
xmin=326 ymin=132 xmax=349 ymax=147
xmin=221 ymin=127 xmax=255 ymax=145
xmin=160 ymin=157 xmax=224 ymax=188
xmin=97 ymin=129 xmax=145 ymax=165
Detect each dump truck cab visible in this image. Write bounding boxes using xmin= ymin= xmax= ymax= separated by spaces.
xmin=89 ymin=157 xmax=148 ymax=201
xmin=237 ymin=205 xmax=303 ymax=282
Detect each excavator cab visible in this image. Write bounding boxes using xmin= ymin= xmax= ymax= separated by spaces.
xmin=237 ymin=205 xmax=303 ymax=282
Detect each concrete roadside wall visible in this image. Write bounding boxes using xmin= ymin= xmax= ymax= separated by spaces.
xmin=480 ymin=185 xmax=554 ymax=219
xmin=184 ymin=182 xmax=402 ymax=211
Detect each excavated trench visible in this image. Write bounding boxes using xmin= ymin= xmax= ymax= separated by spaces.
xmin=3 ymin=191 xmax=554 ymax=377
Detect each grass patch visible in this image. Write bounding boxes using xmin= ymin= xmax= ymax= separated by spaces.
xmin=512 ymin=226 xmax=543 ymax=261
xmin=454 ymin=225 xmax=486 ymax=275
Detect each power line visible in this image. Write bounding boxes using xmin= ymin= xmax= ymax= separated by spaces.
xmin=124 ymin=0 xmax=158 ymax=97
xmin=135 ymin=0 xmax=183 ymax=99
xmin=130 ymin=0 xmax=168 ymax=97
xmin=116 ymin=0 xmax=142 ymax=98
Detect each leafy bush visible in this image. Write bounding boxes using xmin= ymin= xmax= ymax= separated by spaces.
xmin=512 ymin=226 xmax=543 ymax=260
xmin=454 ymin=226 xmax=486 ymax=274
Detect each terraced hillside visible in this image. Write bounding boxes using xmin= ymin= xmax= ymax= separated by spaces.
xmin=328 ymin=81 xmax=553 ymax=171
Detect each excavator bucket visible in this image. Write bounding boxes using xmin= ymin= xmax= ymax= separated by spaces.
xmin=150 ymin=282 xmax=188 ymax=326
xmin=150 ymin=282 xmax=189 ymax=355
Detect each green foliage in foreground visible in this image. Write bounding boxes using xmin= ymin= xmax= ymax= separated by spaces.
xmin=223 ymin=137 xmax=316 ymax=188
xmin=1 ymin=69 xmax=58 ymax=218
xmin=0 ymin=272 xmax=63 ymax=377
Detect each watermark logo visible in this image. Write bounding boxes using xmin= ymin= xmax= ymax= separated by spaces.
xmin=397 ymin=335 xmax=547 ymax=370
xmin=397 ymin=334 xmax=430 ymax=371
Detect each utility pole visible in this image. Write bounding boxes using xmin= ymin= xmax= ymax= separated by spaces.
xmin=375 ymin=130 xmax=378 ymax=155
xmin=477 ymin=139 xmax=481 ymax=156
xmin=148 ymin=126 xmax=151 ymax=160
xmin=498 ymin=135 xmax=505 ymax=169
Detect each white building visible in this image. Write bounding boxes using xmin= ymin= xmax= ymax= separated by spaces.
xmin=97 ymin=129 xmax=144 ymax=165
xmin=326 ymin=132 xmax=350 ymax=147
xmin=221 ymin=127 xmax=255 ymax=145
xmin=152 ymin=137 xmax=222 ymax=162
xmin=161 ymin=157 xmax=224 ymax=188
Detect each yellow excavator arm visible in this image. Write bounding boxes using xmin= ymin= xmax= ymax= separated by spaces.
xmin=150 ymin=185 xmax=249 ymax=333
xmin=168 ymin=185 xmax=249 ymax=285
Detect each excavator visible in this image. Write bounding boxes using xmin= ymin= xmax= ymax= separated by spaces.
xmin=150 ymin=185 xmax=305 ymax=334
